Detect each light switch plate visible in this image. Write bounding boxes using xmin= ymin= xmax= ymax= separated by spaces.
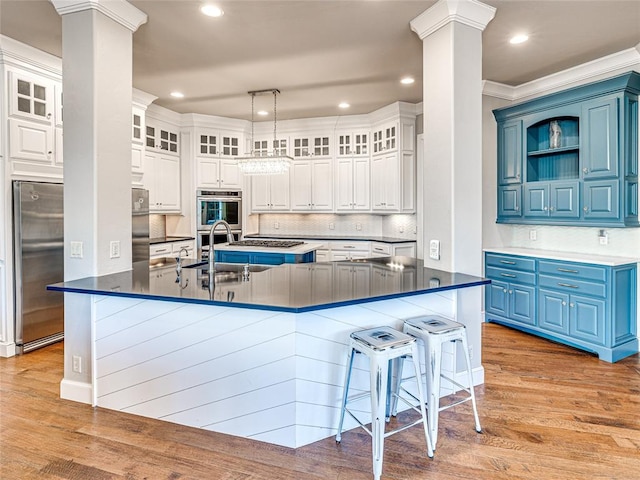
xmin=70 ymin=241 xmax=83 ymax=258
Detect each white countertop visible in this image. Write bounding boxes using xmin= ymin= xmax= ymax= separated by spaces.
xmin=215 ymin=242 xmax=325 ymax=255
xmin=484 ymin=247 xmax=639 ymax=266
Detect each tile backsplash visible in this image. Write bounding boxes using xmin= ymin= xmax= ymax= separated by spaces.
xmin=257 ymin=213 xmax=417 ymax=239
xmin=150 ymin=214 xmax=166 ymax=239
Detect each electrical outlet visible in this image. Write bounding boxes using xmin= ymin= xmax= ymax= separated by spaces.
xmin=274 ymin=221 xmax=279 ymax=229
xmin=529 ymin=229 xmax=537 ymax=241
xmin=429 ymin=239 xmax=440 ymax=260
xmin=70 ymin=241 xmax=83 ymax=258
xmin=599 ymin=229 xmax=608 ymax=245
xmin=399 ymin=224 xmax=404 ymax=233
xmin=110 ymin=240 xmax=120 ymax=258
xmin=329 ymin=223 xmax=335 ymax=230
xmin=356 ymin=223 xmax=362 ymax=231
xmin=72 ymin=355 xmax=82 ymax=373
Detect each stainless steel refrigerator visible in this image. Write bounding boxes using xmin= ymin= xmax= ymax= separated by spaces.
xmin=13 ymin=181 xmax=149 ymax=353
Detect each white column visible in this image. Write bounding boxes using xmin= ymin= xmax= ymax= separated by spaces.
xmin=51 ymin=0 xmax=147 ymax=402
xmin=411 ymin=0 xmax=495 ymax=374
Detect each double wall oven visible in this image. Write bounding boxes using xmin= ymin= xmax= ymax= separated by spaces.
xmin=196 ymin=190 xmax=242 ymax=257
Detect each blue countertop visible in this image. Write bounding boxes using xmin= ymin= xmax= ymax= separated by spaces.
xmin=48 ymin=257 xmax=489 ymax=313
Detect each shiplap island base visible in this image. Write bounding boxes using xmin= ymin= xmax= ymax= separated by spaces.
xmin=49 ymin=257 xmax=488 ymax=448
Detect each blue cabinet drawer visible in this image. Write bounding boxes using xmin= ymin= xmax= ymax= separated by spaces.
xmin=538 ymin=274 xmax=606 ymax=298
xmin=486 ymin=266 xmax=536 ymax=286
xmin=538 ymin=260 xmax=607 ymax=282
xmin=485 ymin=253 xmax=536 ymax=272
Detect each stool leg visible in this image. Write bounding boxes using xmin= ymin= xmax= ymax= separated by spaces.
xmin=410 ymin=344 xmax=434 ymax=458
xmin=336 ymin=347 xmax=355 ymax=443
xmin=388 ymin=355 xmax=405 ymax=418
xmin=426 ymin=335 xmax=442 ymax=449
xmin=459 ymin=334 xmax=482 ymax=433
xmin=369 ymin=355 xmax=388 ymax=480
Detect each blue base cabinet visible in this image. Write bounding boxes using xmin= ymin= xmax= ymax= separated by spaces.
xmin=485 ymin=252 xmax=638 ymax=362
xmin=214 ymin=250 xmax=316 ymax=265
xmin=493 ymin=71 xmax=640 ymax=227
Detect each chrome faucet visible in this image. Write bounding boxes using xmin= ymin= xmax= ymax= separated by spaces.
xmin=208 ymin=219 xmax=235 ymax=279
xmin=175 ymin=247 xmax=190 ymax=275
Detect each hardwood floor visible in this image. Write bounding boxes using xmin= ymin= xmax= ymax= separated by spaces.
xmin=1 ymin=323 xmax=639 ymax=480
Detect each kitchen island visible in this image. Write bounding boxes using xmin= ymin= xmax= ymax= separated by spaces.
xmin=49 ymin=257 xmax=489 ymax=448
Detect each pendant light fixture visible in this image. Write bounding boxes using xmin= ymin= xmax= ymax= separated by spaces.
xmin=236 ymin=89 xmax=293 ymax=175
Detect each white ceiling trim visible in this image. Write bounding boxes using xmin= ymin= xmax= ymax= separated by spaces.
xmin=0 ymin=34 xmax=62 ymax=79
xmin=410 ymin=0 xmax=497 ymax=40
xmin=482 ymin=46 xmax=640 ymax=102
xmin=51 ymin=0 xmax=147 ymax=32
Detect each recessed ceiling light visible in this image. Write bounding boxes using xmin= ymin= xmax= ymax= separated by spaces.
xmin=257 ymin=110 xmax=268 ymax=116
xmin=400 ymin=77 xmax=415 ymax=85
xmin=509 ymin=34 xmax=529 ymax=45
xmin=170 ymin=91 xmax=184 ymax=98
xmin=201 ymin=4 xmax=224 ymax=17
xmin=338 ymin=102 xmax=350 ymax=109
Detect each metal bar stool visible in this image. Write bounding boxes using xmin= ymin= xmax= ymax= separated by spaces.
xmin=336 ymin=326 xmax=433 ymax=480
xmin=394 ymin=315 xmax=481 ymax=450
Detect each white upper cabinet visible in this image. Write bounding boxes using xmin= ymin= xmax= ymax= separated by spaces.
xmin=251 ymin=171 xmax=290 ymax=212
xmin=290 ymin=158 xmax=333 ymax=211
xmin=197 ymin=130 xmax=243 ymax=158
xmin=196 ymin=157 xmax=243 ymax=189
xmin=146 ymin=120 xmax=179 ymax=155
xmin=372 ymin=121 xmax=397 ymax=155
xmin=252 ymin=137 xmax=289 ymax=157
xmin=335 ymin=156 xmax=370 ymax=211
xmin=145 ymin=152 xmax=181 ymax=213
xmin=336 ymin=130 xmax=369 ymax=157
xmin=9 ymin=71 xmax=55 ymax=124
xmin=292 ymin=135 xmax=331 ymax=158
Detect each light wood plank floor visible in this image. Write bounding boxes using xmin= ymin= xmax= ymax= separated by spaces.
xmin=1 ymin=323 xmax=639 ymax=479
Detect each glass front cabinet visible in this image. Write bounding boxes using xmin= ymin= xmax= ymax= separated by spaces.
xmin=493 ymin=71 xmax=640 ymax=227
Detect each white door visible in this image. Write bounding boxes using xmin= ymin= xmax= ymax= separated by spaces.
xmin=311 ymin=159 xmax=333 ymax=210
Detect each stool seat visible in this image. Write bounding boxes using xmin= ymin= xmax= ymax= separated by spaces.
xmin=336 ymin=325 xmax=433 ymax=480
xmin=351 ymin=325 xmax=417 ymax=350
xmin=398 ymin=314 xmax=482 ymax=450
xmin=405 ymin=315 xmax=463 ymax=335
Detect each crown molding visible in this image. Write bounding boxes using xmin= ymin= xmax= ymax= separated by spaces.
xmin=483 ymin=47 xmax=640 ymax=101
xmin=51 ymin=0 xmax=147 ymax=32
xmin=132 ymin=88 xmax=157 ymax=109
xmin=410 ymin=0 xmax=496 ymax=40
xmin=0 ymin=35 xmax=62 ymax=79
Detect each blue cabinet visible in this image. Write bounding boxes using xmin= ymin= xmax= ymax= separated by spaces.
xmin=493 ymin=71 xmax=640 ymax=227
xmin=214 ymin=250 xmax=315 ymax=265
xmin=485 ymin=252 xmax=638 ymax=362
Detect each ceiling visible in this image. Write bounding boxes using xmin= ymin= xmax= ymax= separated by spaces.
xmin=1 ymin=0 xmax=639 ymax=121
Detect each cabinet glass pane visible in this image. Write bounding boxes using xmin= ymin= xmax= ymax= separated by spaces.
xmin=17 ymin=97 xmax=30 ymax=113
xmin=33 ymin=84 xmax=46 ymax=101
xmin=170 ymin=133 xmax=177 ymax=142
xmin=161 ymin=130 xmax=169 ymax=140
xmin=33 ymin=100 xmax=46 ymax=117
xmin=17 ymin=79 xmax=30 ymax=96
xmin=133 ymin=114 xmax=141 ymax=127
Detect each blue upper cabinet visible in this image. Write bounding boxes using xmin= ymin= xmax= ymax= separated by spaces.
xmin=493 ymin=71 xmax=640 ymax=227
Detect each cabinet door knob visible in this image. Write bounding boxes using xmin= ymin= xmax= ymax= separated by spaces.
xmin=583 ymin=167 xmax=589 ymax=174
xmin=549 ymin=206 xmax=555 ymax=212
xmin=562 ymin=301 xmax=567 ymax=306
xmin=508 ymin=290 xmax=513 ymax=294
xmin=543 ymin=206 xmax=548 ymax=211
xmin=47 ymin=113 xmax=52 ymax=119
xmin=516 ymin=174 xmax=520 ymax=180
xmin=583 ymin=206 xmax=589 ymax=212
xmin=569 ymin=303 xmax=575 ymax=308
xmin=502 ymin=288 xmax=507 ymax=293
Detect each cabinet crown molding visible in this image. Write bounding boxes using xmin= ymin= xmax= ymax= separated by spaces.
xmin=51 ymin=0 xmax=147 ymax=32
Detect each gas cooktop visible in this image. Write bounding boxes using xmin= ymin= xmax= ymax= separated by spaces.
xmin=232 ymin=240 xmax=305 ymax=248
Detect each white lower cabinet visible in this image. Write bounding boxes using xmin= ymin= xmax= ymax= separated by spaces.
xmin=329 ymin=241 xmax=371 ymax=261
xmin=291 ymin=263 xmax=333 ymax=304
xmin=150 ymin=240 xmax=195 ymax=259
xmin=290 ymin=159 xmax=333 ymax=211
xmin=335 ymin=264 xmax=371 ymax=300
xmin=145 ymin=152 xmax=181 ymax=213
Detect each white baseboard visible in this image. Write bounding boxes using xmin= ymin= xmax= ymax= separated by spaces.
xmin=60 ymin=379 xmax=93 ymax=405
xmin=0 ymin=341 xmax=16 ymax=358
